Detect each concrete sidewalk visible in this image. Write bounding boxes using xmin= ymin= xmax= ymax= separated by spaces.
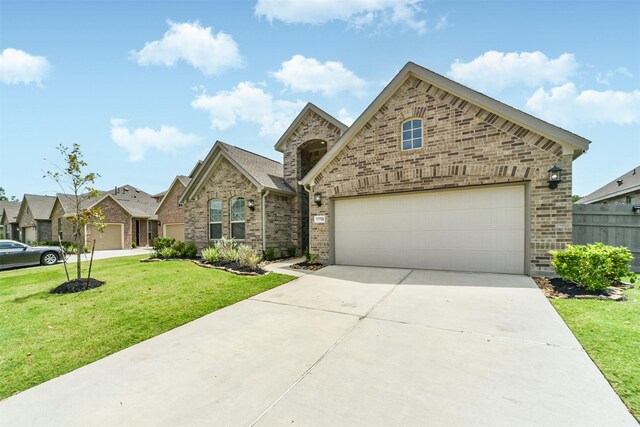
xmin=0 ymin=266 xmax=635 ymax=426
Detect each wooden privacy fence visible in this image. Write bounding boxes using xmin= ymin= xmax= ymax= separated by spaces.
xmin=573 ymin=204 xmax=640 ymax=272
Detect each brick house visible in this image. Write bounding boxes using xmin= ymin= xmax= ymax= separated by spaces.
xmin=0 ymin=201 xmax=21 ymax=240
xmin=575 ymin=166 xmax=640 ymax=205
xmin=183 ymin=62 xmax=590 ymax=275
xmin=16 ymin=195 xmax=56 ymax=243
xmin=50 ymin=185 xmax=159 ymax=250
xmin=155 ymin=175 xmax=191 ymax=241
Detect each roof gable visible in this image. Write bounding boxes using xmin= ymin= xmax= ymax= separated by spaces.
xmin=181 ymin=141 xmax=294 ymax=202
xmin=301 ymin=62 xmax=591 ymax=187
xmin=577 ymin=166 xmax=640 ymax=204
xmin=0 ymin=201 xmax=20 ymax=224
xmin=155 ymin=176 xmax=189 ymax=214
xmin=17 ymin=194 xmax=56 ymax=222
xmin=274 ymin=102 xmax=348 ymax=153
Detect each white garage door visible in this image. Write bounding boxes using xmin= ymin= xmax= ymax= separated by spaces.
xmin=163 ymin=224 xmax=185 ymax=241
xmin=334 ymin=185 xmax=525 ymax=274
xmin=89 ymin=224 xmax=123 ymax=250
xmin=24 ymin=227 xmax=36 ymax=243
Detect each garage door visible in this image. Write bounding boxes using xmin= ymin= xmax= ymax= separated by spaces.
xmin=24 ymin=227 xmax=36 ymax=243
xmin=334 ymin=185 xmax=525 ymax=274
xmin=164 ymin=224 xmax=185 ymax=241
xmin=89 ymin=224 xmax=123 ymax=250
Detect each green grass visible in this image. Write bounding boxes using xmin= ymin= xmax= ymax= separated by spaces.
xmin=0 ymin=256 xmax=293 ymax=399
xmin=551 ymin=279 xmax=639 ymax=419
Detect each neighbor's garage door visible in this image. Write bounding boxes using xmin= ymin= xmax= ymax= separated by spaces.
xmin=23 ymin=227 xmax=36 ymax=243
xmin=334 ymin=185 xmax=525 ymax=274
xmin=90 ymin=224 xmax=123 ymax=250
xmin=164 ymin=224 xmax=185 ymax=241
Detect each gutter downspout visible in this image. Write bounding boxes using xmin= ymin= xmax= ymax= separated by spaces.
xmin=261 ymin=190 xmax=270 ymax=251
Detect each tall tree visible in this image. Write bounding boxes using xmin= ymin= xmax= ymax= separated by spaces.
xmin=46 ymin=144 xmax=105 ymax=279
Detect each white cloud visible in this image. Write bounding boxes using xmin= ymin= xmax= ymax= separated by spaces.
xmin=596 ymin=67 xmax=633 ymax=86
xmin=110 ymin=119 xmax=202 ymax=161
xmin=525 ymin=83 xmax=640 ymax=127
xmin=192 ymin=82 xmax=305 ymax=137
xmin=0 ymin=48 xmax=51 ymax=85
xmin=130 ymin=21 xmax=242 ymax=76
xmin=448 ymin=51 xmax=578 ymax=93
xmin=255 ymin=0 xmax=429 ymax=34
xmin=338 ymin=108 xmax=354 ymax=126
xmin=272 ymin=55 xmax=366 ymax=96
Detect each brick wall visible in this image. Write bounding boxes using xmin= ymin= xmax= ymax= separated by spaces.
xmin=184 ymin=157 xmax=262 ymax=252
xmin=157 ymin=181 xmax=187 ymax=234
xmin=86 ymin=197 xmax=132 ymax=248
xmin=264 ymin=193 xmax=294 ymax=254
xmin=310 ymin=76 xmax=573 ymax=274
xmin=281 ymin=111 xmax=344 ymax=250
xmin=50 ymin=199 xmax=77 ymax=242
xmin=36 ymin=220 xmax=52 ymax=242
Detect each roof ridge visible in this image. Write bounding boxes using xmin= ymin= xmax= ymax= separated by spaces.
xmin=219 ymin=141 xmax=282 ymax=166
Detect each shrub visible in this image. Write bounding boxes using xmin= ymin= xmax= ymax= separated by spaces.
xmin=172 ymin=241 xmax=187 ymax=257
xmin=214 ymin=237 xmax=238 ymax=262
xmin=159 ymin=247 xmax=178 ymax=259
xmin=153 ymin=237 xmax=175 ymax=252
xmin=131 ymin=242 xmax=137 ymax=248
xmin=304 ymin=247 xmax=319 ymax=264
xmin=265 ymin=247 xmax=277 ymax=261
xmin=550 ymin=243 xmax=636 ymax=292
xmin=238 ymin=244 xmax=261 ymax=268
xmin=201 ymin=247 xmax=219 ymax=263
xmin=286 ymin=246 xmax=297 ymax=258
xmin=183 ymin=241 xmax=198 ymax=258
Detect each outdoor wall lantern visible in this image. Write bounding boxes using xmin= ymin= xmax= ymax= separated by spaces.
xmin=632 ymin=205 xmax=640 ymax=213
xmin=547 ymin=165 xmax=562 ymax=190
xmin=314 ymin=192 xmax=322 ymax=207
xmin=247 ymin=199 xmax=255 ymax=211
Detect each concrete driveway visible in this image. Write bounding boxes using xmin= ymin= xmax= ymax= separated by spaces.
xmin=0 ymin=265 xmax=635 ymax=426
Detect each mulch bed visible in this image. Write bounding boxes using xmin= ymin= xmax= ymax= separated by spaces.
xmin=193 ymin=260 xmax=267 ymax=276
xmin=50 ymin=278 xmax=106 ymax=294
xmin=290 ymin=261 xmax=325 ymax=271
xmin=533 ymin=276 xmax=632 ymax=301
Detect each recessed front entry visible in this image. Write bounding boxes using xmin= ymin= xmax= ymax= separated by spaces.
xmin=334 ymin=185 xmax=526 ymax=274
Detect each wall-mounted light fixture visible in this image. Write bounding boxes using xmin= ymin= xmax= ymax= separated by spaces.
xmin=314 ymin=192 xmax=322 ymax=207
xmin=547 ymin=165 xmax=562 ymax=190
xmin=247 ymin=198 xmax=255 ymax=211
xmin=632 ymin=205 xmax=640 ymax=213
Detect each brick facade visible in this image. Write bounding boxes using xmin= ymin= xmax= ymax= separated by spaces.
xmin=281 ymin=111 xmax=344 ymax=250
xmin=50 ymin=199 xmax=77 ymax=242
xmin=157 ymin=180 xmax=187 ymax=235
xmin=264 ymin=193 xmax=294 ymax=255
xmin=185 ymin=157 xmax=262 ymax=252
xmin=86 ymin=197 xmax=132 ymax=248
xmin=308 ymin=76 xmax=573 ymax=274
xmin=18 ymin=207 xmax=52 ymax=242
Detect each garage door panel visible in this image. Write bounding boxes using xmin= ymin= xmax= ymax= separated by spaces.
xmin=90 ymin=224 xmax=123 ymax=250
xmin=164 ymin=224 xmax=185 ymax=241
xmin=335 ymin=186 xmax=525 ymax=274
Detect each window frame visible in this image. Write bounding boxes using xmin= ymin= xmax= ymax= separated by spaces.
xmin=229 ymin=196 xmax=246 ymax=241
xmin=208 ymin=199 xmax=223 ymax=240
xmin=401 ymin=118 xmax=424 ymax=151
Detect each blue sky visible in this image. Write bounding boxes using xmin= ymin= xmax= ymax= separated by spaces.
xmin=1 ymin=0 xmax=639 ymax=198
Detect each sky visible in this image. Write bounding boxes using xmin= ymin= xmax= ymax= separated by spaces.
xmin=1 ymin=0 xmax=639 ymax=199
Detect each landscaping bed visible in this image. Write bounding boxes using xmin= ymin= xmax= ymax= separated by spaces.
xmin=534 ymin=276 xmax=631 ymax=301
xmin=290 ymin=261 xmax=325 ymax=271
xmin=194 ymin=259 xmax=267 ymax=276
xmin=50 ymin=278 xmax=105 ymax=294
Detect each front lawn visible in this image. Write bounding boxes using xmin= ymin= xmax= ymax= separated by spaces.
xmin=0 ymin=256 xmax=293 ymax=399
xmin=551 ymin=282 xmax=639 ymax=419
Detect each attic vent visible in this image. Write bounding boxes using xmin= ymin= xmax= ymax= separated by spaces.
xmin=617 ymin=179 xmax=624 ymax=186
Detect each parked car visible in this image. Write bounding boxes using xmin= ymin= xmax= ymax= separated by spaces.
xmin=0 ymin=240 xmax=66 ymax=270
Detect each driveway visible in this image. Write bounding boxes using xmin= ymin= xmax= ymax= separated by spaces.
xmin=0 ymin=265 xmax=635 ymax=426
xmin=65 ymin=247 xmax=153 ymax=262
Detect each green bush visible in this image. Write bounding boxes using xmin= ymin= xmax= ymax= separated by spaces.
xmin=265 ymin=247 xmax=277 ymax=261
xmin=159 ymin=247 xmax=178 ymax=259
xmin=286 ymin=246 xmax=297 ymax=258
xmin=172 ymin=240 xmax=186 ymax=257
xmin=153 ymin=237 xmax=175 ymax=252
xmin=304 ymin=247 xmax=319 ymax=264
xmin=214 ymin=237 xmax=238 ymax=262
xmin=550 ymin=243 xmax=636 ymax=292
xmin=183 ymin=241 xmax=198 ymax=258
xmin=238 ymin=244 xmax=261 ymax=268
xmin=201 ymin=247 xmax=219 ymax=263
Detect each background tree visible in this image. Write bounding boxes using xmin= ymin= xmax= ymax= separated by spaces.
xmin=46 ymin=144 xmax=105 ymax=279
xmin=0 ymin=187 xmax=18 ymax=201
xmin=572 ymin=195 xmax=583 ymax=203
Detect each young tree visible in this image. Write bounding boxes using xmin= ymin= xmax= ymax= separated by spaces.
xmin=46 ymin=144 xmax=105 ymax=280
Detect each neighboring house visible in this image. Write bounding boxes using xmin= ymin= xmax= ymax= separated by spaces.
xmin=16 ymin=195 xmax=56 ymax=243
xmin=183 ymin=62 xmax=591 ymax=275
xmin=0 ymin=201 xmax=21 ymax=240
xmin=155 ymin=175 xmax=191 ymax=241
xmin=50 ymin=185 xmax=159 ymax=250
xmin=575 ymin=166 xmax=640 ymax=205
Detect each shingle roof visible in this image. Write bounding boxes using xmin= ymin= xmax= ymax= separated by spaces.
xmin=0 ymin=201 xmax=21 ymax=223
xmin=218 ymin=142 xmax=294 ymax=193
xmin=108 ymin=185 xmax=159 ymax=219
xmin=23 ymin=194 xmax=56 ymax=220
xmin=56 ymin=192 xmax=101 ymax=215
xmin=577 ymin=166 xmax=640 ymax=204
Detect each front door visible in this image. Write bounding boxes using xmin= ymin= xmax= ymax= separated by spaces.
xmin=135 ymin=220 xmax=140 ymax=247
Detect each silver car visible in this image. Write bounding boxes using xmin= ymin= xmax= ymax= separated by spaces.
xmin=0 ymin=240 xmax=66 ymax=270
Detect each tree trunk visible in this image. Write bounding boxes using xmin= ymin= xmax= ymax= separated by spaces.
xmin=75 ymin=225 xmax=82 ymax=280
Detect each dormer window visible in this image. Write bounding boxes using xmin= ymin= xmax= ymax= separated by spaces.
xmin=402 ymin=118 xmax=423 ymax=151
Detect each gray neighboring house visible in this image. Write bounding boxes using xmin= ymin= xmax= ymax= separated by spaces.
xmin=16 ymin=194 xmax=56 ymax=243
xmin=576 ymin=166 xmax=640 ymax=205
xmin=0 ymin=201 xmax=21 ymax=240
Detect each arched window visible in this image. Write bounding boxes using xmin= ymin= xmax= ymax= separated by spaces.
xmin=401 ymin=118 xmax=423 ymax=150
xmin=230 ymin=197 xmax=246 ymax=240
xmin=209 ymin=199 xmax=222 ymax=240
